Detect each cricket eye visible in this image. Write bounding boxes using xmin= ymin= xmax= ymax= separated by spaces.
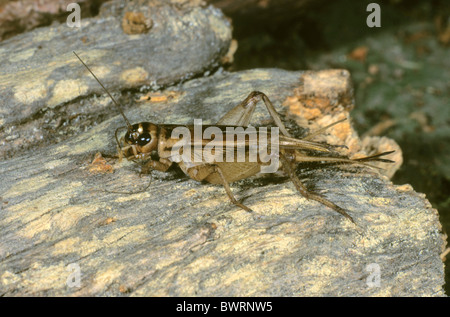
xmin=136 ymin=133 xmax=152 ymax=146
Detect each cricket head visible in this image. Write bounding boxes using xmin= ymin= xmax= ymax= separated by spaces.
xmin=118 ymin=122 xmax=159 ymax=159
xmin=72 ymin=52 xmax=159 ymax=161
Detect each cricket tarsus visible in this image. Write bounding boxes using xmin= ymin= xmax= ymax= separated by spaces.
xmin=74 ymin=51 xmax=394 ymax=224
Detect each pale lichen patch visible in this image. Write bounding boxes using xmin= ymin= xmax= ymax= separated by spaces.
xmin=53 ymin=224 xmax=147 ymax=258
xmin=48 ymin=79 xmax=88 ymax=108
xmin=33 ymin=28 xmax=57 ymax=42
xmin=1 ymin=271 xmax=21 ymax=286
xmin=120 ymin=67 xmax=149 ymax=85
xmin=300 ymin=256 xmax=352 ymax=295
xmin=53 ymin=237 xmax=82 ymax=255
xmin=368 ymin=197 xmax=392 ymax=207
xmin=52 ymin=205 xmax=99 ymax=232
xmin=89 ymin=66 xmax=111 ymax=79
xmin=4 ymin=174 xmax=55 ymax=199
xmin=220 ymin=263 xmax=266 ymax=295
xmin=19 ymin=262 xmax=68 ymax=293
xmin=238 ymin=70 xmax=272 ymax=82
xmin=63 ymin=121 xmax=110 ymax=155
xmin=207 ymin=11 xmax=231 ymax=43
xmin=44 ymin=158 xmax=71 ymax=170
xmin=14 ymin=80 xmax=49 ymax=104
xmin=52 ymin=144 xmax=70 ymax=156
xmin=89 ymin=264 xmax=126 ymax=294
xmin=9 ymin=48 xmax=37 ymax=62
xmin=5 ymin=182 xmax=83 ymax=239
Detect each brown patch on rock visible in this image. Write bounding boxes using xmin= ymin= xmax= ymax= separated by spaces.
xmin=88 ymin=152 xmax=114 ymax=174
xmin=122 ymin=11 xmax=153 ymax=35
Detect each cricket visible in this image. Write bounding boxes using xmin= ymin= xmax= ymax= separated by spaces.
xmin=74 ymin=51 xmax=394 ymax=224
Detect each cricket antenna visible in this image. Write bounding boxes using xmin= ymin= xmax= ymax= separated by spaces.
xmin=73 ymin=51 xmax=133 ymax=131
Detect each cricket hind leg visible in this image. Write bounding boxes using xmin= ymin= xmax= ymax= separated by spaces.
xmin=293 ymin=150 xmax=395 ymax=171
xmin=217 ymin=91 xmax=292 ymax=137
xmin=301 ymin=118 xmax=347 ymax=141
xmin=254 ymin=91 xmax=292 ymax=137
xmin=299 ymin=118 xmax=396 ymax=165
xmin=280 ymin=153 xmax=356 ymax=224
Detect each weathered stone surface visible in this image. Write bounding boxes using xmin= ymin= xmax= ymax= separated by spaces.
xmin=0 ymin=68 xmax=445 ymax=296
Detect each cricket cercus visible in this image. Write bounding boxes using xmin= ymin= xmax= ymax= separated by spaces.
xmin=74 ymin=51 xmax=394 ymax=224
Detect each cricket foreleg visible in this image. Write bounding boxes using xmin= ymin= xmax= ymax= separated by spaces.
xmin=141 ymin=157 xmax=172 ymax=174
xmin=280 ymin=153 xmax=355 ymax=224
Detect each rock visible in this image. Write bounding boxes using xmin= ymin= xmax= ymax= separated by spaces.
xmin=0 ymin=66 xmax=445 ymax=296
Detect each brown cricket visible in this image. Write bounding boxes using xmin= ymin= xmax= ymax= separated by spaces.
xmin=74 ymin=51 xmax=394 ymax=224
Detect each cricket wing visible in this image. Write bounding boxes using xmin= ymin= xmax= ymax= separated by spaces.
xmin=216 ymin=97 xmax=257 ymax=126
xmin=162 ymin=124 xmax=333 ymax=164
